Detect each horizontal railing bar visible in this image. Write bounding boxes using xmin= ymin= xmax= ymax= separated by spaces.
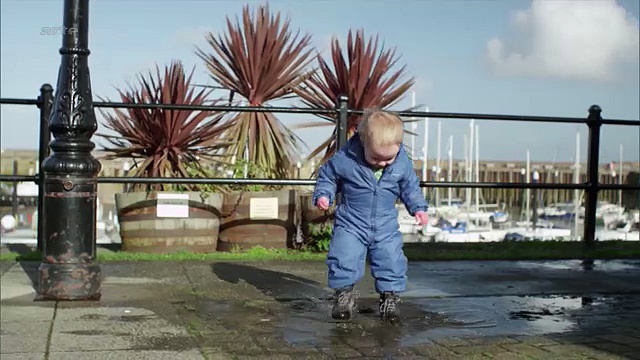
xmin=0 ymin=175 xmax=38 ymax=182
xmin=2 ymin=98 xmax=638 ymax=125
xmin=598 ymin=183 xmax=640 ymax=190
xmin=354 ymin=109 xmax=585 ymax=124
xmin=0 ymin=98 xmax=41 ymax=106
xmin=600 ymin=119 xmax=640 ymax=126
xmin=93 ymin=102 xmax=337 ymax=115
xmin=423 ymin=182 xmax=587 ymax=190
xmin=423 ymin=183 xmax=640 ymax=190
xmin=356 ymin=109 xmax=640 ymax=126
xmin=0 ymin=175 xmax=638 ymax=190
xmin=96 ymin=177 xmax=317 ymax=186
xmin=85 ymin=103 xmax=637 ymax=125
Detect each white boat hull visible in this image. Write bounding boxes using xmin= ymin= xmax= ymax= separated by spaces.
xmin=597 ymin=230 xmax=640 ymax=241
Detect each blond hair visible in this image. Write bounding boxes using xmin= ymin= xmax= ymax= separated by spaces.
xmin=357 ymin=109 xmax=404 ymax=147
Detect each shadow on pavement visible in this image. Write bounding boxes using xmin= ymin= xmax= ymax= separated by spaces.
xmin=211 ymin=262 xmax=322 ymax=300
xmin=6 ymin=244 xmax=38 ymax=290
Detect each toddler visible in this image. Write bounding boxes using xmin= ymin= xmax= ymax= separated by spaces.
xmin=313 ymin=109 xmax=429 ymax=322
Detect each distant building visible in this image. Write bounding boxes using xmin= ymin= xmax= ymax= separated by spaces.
xmin=0 ymin=149 xmax=321 ymax=207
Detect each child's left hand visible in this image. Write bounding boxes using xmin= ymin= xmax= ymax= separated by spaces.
xmin=414 ymin=211 xmax=429 ymax=225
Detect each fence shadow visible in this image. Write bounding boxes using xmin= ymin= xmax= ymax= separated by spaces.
xmin=5 ymin=244 xmax=39 ymax=290
xmin=211 ymin=262 xmax=322 ymax=301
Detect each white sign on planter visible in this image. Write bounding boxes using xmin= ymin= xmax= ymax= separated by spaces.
xmin=249 ymin=197 xmax=279 ymax=219
xmin=156 ymin=193 xmax=190 ymax=218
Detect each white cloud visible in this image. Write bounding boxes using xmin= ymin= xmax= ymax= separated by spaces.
xmin=486 ymin=0 xmax=639 ymax=81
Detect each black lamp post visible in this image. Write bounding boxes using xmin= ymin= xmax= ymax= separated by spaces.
xmin=37 ymin=0 xmax=102 ymax=301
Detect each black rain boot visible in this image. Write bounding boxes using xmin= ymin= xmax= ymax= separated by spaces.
xmin=331 ymin=286 xmax=356 ymax=320
xmin=379 ymin=291 xmax=400 ymax=322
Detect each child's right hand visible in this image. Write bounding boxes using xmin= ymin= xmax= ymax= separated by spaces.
xmin=316 ymin=197 xmax=330 ymax=210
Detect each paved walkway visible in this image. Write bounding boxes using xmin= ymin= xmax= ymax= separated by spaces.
xmin=2 ymin=259 xmax=640 ymax=359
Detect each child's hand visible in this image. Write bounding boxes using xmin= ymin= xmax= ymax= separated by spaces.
xmin=415 ymin=211 xmax=429 ymax=225
xmin=316 ymin=197 xmax=330 ymax=210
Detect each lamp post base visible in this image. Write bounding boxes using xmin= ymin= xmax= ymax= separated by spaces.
xmin=37 ymin=262 xmax=102 ymax=301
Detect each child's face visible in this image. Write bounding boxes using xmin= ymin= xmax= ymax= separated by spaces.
xmin=363 ymin=142 xmax=399 ymax=169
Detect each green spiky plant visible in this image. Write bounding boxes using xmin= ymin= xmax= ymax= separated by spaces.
xmin=97 ymin=60 xmax=232 ymax=192
xmin=295 ymin=29 xmax=415 ymax=167
xmin=195 ymin=4 xmax=314 ymax=179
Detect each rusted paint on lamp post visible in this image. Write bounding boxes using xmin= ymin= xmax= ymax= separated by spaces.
xmin=37 ymin=0 xmax=102 ymax=301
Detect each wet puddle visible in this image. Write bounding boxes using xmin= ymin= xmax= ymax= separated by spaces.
xmin=276 ymin=293 xmax=487 ymax=348
xmin=184 ymin=292 xmax=640 ymax=350
xmin=277 ymin=293 xmax=639 ymax=348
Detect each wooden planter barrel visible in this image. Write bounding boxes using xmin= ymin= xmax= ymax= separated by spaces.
xmin=217 ymin=190 xmax=298 ymax=251
xmin=115 ymin=191 xmax=223 ymax=253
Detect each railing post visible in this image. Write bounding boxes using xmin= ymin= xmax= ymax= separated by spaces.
xmin=531 ymin=171 xmax=539 ymax=229
xmin=11 ymin=160 xmax=18 ymax=219
xmin=582 ymin=105 xmax=603 ymax=265
xmin=336 ymin=95 xmax=348 ymax=150
xmin=36 ymin=84 xmax=54 ymax=253
xmin=37 ymin=0 xmax=102 ymax=301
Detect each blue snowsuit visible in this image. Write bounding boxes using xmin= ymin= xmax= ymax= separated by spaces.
xmin=312 ymin=133 xmax=428 ymax=293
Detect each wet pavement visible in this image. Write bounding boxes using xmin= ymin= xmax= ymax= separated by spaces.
xmin=2 ymin=259 xmax=640 ymax=359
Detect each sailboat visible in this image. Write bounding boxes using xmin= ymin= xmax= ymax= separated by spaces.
xmin=431 ymin=121 xmax=512 ymax=243
xmin=596 ymin=210 xmax=640 ymax=241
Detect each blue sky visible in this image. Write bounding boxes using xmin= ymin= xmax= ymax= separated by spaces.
xmin=1 ymin=0 xmax=639 ymax=163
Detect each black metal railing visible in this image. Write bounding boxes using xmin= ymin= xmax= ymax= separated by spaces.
xmin=3 ymin=92 xmax=640 ymax=232
xmin=0 ymin=0 xmax=639 ymax=301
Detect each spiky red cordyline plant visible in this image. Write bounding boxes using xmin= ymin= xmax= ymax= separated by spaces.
xmin=98 ymin=60 xmax=232 ymax=191
xmin=195 ymin=4 xmax=314 ymax=179
xmin=295 ymin=29 xmax=415 ymax=166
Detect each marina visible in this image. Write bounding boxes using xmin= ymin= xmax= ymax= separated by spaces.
xmin=398 ymin=201 xmax=640 ymax=243
xmin=398 ymin=112 xmax=639 ymax=244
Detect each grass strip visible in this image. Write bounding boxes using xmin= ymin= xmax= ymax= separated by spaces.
xmin=2 ymin=240 xmax=639 ymax=262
